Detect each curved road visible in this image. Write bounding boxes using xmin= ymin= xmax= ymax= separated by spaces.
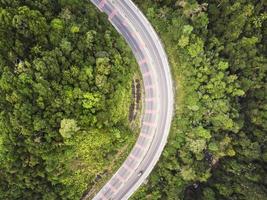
xmin=86 ymin=0 xmax=174 ymax=199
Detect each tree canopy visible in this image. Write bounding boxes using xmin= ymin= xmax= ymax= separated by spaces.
xmin=0 ymin=0 xmax=138 ymax=199
xmin=132 ymin=0 xmax=266 ymax=199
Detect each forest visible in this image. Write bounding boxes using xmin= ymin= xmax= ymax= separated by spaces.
xmin=0 ymin=0 xmax=139 ymax=199
xmin=131 ymin=0 xmax=267 ymax=199
xmin=0 ymin=0 xmax=266 ymax=200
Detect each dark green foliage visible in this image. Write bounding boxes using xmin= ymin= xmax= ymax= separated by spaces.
xmin=132 ymin=0 xmax=266 ymax=199
xmin=0 ymin=1 xmax=136 ymax=199
xmin=1 ymin=0 xmax=266 ymax=199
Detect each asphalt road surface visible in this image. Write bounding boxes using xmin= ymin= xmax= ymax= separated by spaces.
xmin=86 ymin=0 xmax=174 ymax=199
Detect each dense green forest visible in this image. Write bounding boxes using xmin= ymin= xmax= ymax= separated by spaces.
xmin=0 ymin=0 xmax=139 ymax=199
xmin=132 ymin=0 xmax=266 ymax=200
xmin=0 ymin=0 xmax=266 ymax=200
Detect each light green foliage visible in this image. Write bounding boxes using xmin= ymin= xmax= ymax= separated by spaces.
xmin=82 ymin=92 xmax=102 ymax=110
xmin=51 ymin=18 xmax=64 ymax=30
xmin=85 ymin=30 xmax=96 ymax=49
xmin=70 ymin=25 xmax=80 ymax=33
xmin=180 ymin=167 xmax=196 ymax=181
xmin=59 ymin=119 xmax=80 ymax=139
xmin=108 ymin=84 xmax=131 ymax=124
xmin=178 ymin=35 xmax=189 ymax=48
xmin=60 ymin=38 xmax=72 ymax=54
xmin=57 ymin=128 xmax=123 ymax=198
xmin=178 ymin=25 xmax=194 ymax=48
xmin=187 ymin=37 xmax=204 ymax=57
xmin=95 ymin=57 xmax=111 ymax=92
xmin=0 ymin=8 xmax=12 ymax=25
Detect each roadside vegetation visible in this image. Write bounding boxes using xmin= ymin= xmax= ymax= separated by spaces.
xmin=0 ymin=0 xmax=139 ymax=199
xmin=132 ymin=0 xmax=267 ymax=199
xmin=1 ymin=0 xmax=266 ymax=199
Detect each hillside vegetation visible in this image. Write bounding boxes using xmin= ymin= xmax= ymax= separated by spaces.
xmin=0 ymin=0 xmax=266 ymax=199
xmin=132 ymin=0 xmax=266 ymax=199
xmin=0 ymin=0 xmax=138 ymax=199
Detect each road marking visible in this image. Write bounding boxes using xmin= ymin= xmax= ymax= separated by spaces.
xmin=132 ymin=145 xmax=144 ymax=159
xmin=145 ymin=97 xmax=156 ymax=102
xmin=130 ymin=152 xmax=140 ymax=161
xmin=144 ymin=84 xmax=154 ymax=90
xmin=123 ymin=164 xmax=134 ymax=173
xmin=135 ymin=142 xmax=145 ymax=150
xmin=143 ymin=71 xmax=151 ymax=77
xmin=116 ymin=173 xmax=125 ymax=183
xmin=128 ymin=154 xmax=138 ymax=163
xmin=145 ymin=109 xmax=158 ymax=114
xmin=112 ymin=177 xmax=123 ymax=186
xmin=139 ymin=134 xmax=150 ymax=141
xmin=136 ymin=36 xmax=146 ymax=48
xmin=108 ymin=183 xmax=117 ymax=193
xmin=108 ymin=9 xmax=117 ymax=21
xmin=137 ymin=138 xmax=148 ymax=148
xmin=99 ymin=193 xmax=108 ymax=200
xmin=139 ymin=40 xmax=146 ymax=48
xmin=138 ymin=58 xmax=147 ymax=65
xmin=135 ymin=145 xmax=145 ymax=155
xmin=140 ymin=132 xmax=152 ymax=139
xmin=143 ymin=121 xmax=156 ymax=127
xmin=128 ymin=154 xmax=137 ymax=162
xmin=103 ymin=186 xmax=114 ymax=197
xmin=122 ymin=20 xmax=128 ymax=27
xmin=131 ymin=31 xmax=137 ymax=38
xmin=98 ymin=0 xmax=106 ymax=10
xmin=125 ymin=156 xmax=138 ymax=170
xmin=130 ymin=31 xmax=145 ymax=47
